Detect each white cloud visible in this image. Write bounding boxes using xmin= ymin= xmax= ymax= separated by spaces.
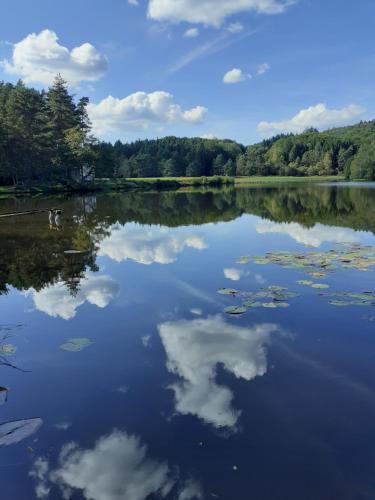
xmin=31 ymin=431 xmax=202 ymax=500
xmin=98 ymin=224 xmax=207 ymax=265
xmin=257 ymin=103 xmax=365 ymax=135
xmin=128 ymin=0 xmax=139 ymax=5
xmin=227 ymin=22 xmax=244 ymax=33
xmin=223 ymin=67 xmax=247 ymax=84
xmin=184 ymin=28 xmax=199 ymax=38
xmin=256 ymin=221 xmax=362 ymax=247
xmin=88 ymin=92 xmax=207 ymax=137
xmin=224 ymin=268 xmax=244 ymax=281
xmin=148 ymin=0 xmax=294 ymax=27
xmin=158 ymin=315 xmax=278 ymax=428
xmin=1 ymin=29 xmax=107 ymax=86
xmin=29 ymin=274 xmax=119 ymax=320
xmin=256 ymin=62 xmax=270 ymax=75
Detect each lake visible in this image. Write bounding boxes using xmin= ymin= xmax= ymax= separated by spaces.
xmin=1 ymin=182 xmax=375 ymax=500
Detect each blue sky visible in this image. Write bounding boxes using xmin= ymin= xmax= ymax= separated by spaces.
xmin=0 ymin=0 xmax=374 ymax=144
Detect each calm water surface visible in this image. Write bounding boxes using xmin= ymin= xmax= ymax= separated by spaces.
xmin=1 ymin=184 xmax=375 ymax=500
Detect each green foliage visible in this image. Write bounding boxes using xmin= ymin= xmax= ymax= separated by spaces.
xmin=0 ymin=75 xmax=95 ymax=186
xmin=235 ymin=122 xmax=375 ymax=180
xmin=349 ymin=142 xmax=375 ymax=180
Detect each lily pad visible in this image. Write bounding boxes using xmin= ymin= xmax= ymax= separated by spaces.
xmin=311 ymin=283 xmax=330 ymax=289
xmin=0 ymin=418 xmax=42 ymax=446
xmin=64 ymin=250 xmax=88 ymax=255
xmin=217 ymin=288 xmax=238 ymax=296
xmin=224 ymin=306 xmax=247 ymax=315
xmin=329 ymin=300 xmax=351 ymax=307
xmin=0 ymin=344 xmax=17 ymax=356
xmin=297 ymin=280 xmax=313 ymax=286
xmin=236 ymin=256 xmax=250 ymax=265
xmin=60 ymin=338 xmax=93 ymax=352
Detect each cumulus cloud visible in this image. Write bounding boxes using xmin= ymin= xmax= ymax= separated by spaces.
xmin=1 ymin=29 xmax=107 ymax=86
xmin=128 ymin=0 xmax=139 ymax=5
xmin=223 ymin=68 xmax=248 ymax=84
xmin=256 ymin=62 xmax=270 ymax=75
xmin=256 ymin=220 xmax=362 ymax=247
xmin=224 ymin=268 xmax=244 ymax=281
xmin=98 ymin=224 xmax=207 ymax=265
xmin=257 ymin=103 xmax=365 ymax=135
xmin=147 ymin=0 xmax=294 ymax=27
xmin=88 ymin=91 xmax=207 ymax=137
xmin=29 ymin=275 xmax=119 ymax=320
xmin=158 ymin=315 xmax=278 ymax=428
xmin=184 ymin=28 xmax=199 ymax=38
xmin=31 ymin=431 xmax=202 ymax=500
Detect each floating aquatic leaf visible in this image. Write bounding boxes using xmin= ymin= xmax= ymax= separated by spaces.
xmin=311 ymin=283 xmax=330 ymax=289
xmin=0 ymin=418 xmax=42 ymax=446
xmin=236 ymin=256 xmax=250 ymax=265
xmin=224 ymin=306 xmax=247 ymax=315
xmin=60 ymin=338 xmax=93 ymax=352
xmin=351 ymin=301 xmax=372 ymax=307
xmin=329 ymin=300 xmax=351 ymax=307
xmin=217 ymin=288 xmax=238 ymax=296
xmin=253 ymin=258 xmax=271 ymax=265
xmin=0 ymin=344 xmax=17 ymax=356
xmin=64 ymin=250 xmax=88 ymax=255
xmin=297 ymin=280 xmax=313 ymax=286
xmin=245 ymin=301 xmax=263 ymax=308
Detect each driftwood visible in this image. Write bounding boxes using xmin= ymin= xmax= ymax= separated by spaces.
xmin=0 ymin=209 xmax=61 ymax=219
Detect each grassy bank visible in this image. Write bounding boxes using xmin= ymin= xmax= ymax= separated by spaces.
xmin=0 ymin=175 xmax=347 ymax=198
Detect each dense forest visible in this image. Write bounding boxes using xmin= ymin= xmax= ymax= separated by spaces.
xmin=0 ymin=77 xmax=375 ymax=185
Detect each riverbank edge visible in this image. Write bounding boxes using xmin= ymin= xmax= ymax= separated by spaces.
xmin=0 ymin=175 xmax=346 ymax=198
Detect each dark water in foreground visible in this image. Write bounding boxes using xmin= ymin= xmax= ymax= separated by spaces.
xmin=1 ymin=183 xmax=375 ymax=500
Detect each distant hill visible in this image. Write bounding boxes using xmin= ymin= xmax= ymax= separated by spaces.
xmin=237 ymin=120 xmax=375 ymax=180
xmin=96 ymin=120 xmax=375 ymax=180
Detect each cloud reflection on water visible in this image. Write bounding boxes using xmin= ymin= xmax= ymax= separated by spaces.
xmin=31 ymin=430 xmax=203 ymax=500
xmin=98 ymin=224 xmax=207 ymax=265
xmin=256 ymin=221 xmax=362 ymax=247
xmin=28 ymin=274 xmax=119 ymax=320
xmin=158 ymin=315 xmax=279 ymax=429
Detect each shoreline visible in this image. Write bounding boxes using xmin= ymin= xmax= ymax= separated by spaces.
xmin=0 ymin=175 xmax=346 ymax=198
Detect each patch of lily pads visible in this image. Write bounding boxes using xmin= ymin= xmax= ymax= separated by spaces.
xmin=238 ymin=244 xmax=375 ymax=277
xmin=320 ymin=291 xmax=375 ymax=308
xmin=218 ymin=285 xmax=300 ymax=316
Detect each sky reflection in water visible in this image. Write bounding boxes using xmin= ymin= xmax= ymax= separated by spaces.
xmin=1 ymin=184 xmax=375 ymax=500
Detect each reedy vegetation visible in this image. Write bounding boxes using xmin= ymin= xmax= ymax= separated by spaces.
xmin=0 ymin=76 xmax=374 ymax=185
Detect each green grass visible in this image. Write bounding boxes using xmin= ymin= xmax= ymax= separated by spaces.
xmin=234 ymin=175 xmax=344 ymax=184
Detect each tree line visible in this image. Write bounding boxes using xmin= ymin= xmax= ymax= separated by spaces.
xmin=0 ymin=76 xmax=374 ymax=184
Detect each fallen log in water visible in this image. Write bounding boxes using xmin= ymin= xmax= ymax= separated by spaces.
xmin=0 ymin=209 xmax=61 ymax=218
